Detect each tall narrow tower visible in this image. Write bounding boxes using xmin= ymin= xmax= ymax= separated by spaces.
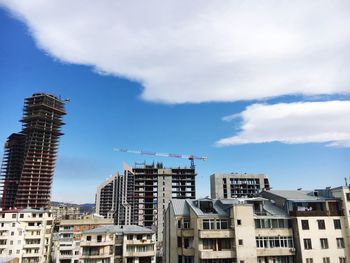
xmin=1 ymin=93 xmax=66 ymax=209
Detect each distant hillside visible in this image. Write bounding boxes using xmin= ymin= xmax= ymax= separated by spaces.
xmin=51 ymin=201 xmax=95 ymax=214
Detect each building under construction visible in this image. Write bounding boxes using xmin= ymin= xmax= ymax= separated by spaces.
xmin=1 ymin=93 xmax=66 ymax=209
xmin=96 ymin=162 xmax=196 ymax=245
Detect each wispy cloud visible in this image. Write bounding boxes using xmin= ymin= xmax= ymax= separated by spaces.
xmin=1 ymin=0 xmax=350 ymax=103
xmin=217 ymin=101 xmax=350 ymax=147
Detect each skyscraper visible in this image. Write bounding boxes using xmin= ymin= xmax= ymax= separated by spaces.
xmin=1 ymin=93 xmax=66 ymax=209
xmin=96 ymin=162 xmax=196 ymax=245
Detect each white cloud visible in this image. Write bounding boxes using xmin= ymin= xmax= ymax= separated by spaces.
xmin=1 ymin=0 xmax=350 ymax=103
xmin=217 ymin=101 xmax=350 ymax=147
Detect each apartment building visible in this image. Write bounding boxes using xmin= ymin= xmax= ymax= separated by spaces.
xmin=164 ymin=197 xmax=295 ymax=263
xmin=1 ymin=93 xmax=66 ymax=209
xmin=51 ymin=205 xmax=81 ymax=221
xmin=96 ymin=174 xmax=119 ymax=219
xmin=0 ymin=209 xmax=53 ymax=263
xmin=51 ymin=214 xmax=113 ymax=263
xmin=210 ymin=173 xmax=270 ymax=199
xmin=260 ymin=188 xmax=348 ymax=263
xmin=96 ymin=162 xmax=196 ymax=246
xmin=80 ymin=225 xmax=156 ymax=263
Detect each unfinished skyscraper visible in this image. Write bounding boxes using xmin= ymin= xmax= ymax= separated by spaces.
xmin=211 ymin=172 xmax=270 ymax=199
xmin=1 ymin=93 xmax=66 ymax=209
xmin=96 ymin=162 xmax=196 ymax=245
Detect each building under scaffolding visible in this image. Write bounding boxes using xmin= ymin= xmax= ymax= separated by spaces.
xmin=1 ymin=93 xmax=66 ymax=209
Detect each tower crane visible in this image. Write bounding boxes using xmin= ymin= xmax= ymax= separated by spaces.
xmin=113 ymin=148 xmax=207 ymax=169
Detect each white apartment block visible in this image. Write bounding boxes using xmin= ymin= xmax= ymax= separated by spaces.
xmin=210 ymin=173 xmax=270 ymax=199
xmin=0 ymin=209 xmax=53 ymax=263
xmin=164 ymin=197 xmax=295 ymax=263
xmin=261 ymin=187 xmax=350 ymax=263
xmin=51 ymin=214 xmax=113 ymax=263
xmin=80 ymin=225 xmax=156 ymax=263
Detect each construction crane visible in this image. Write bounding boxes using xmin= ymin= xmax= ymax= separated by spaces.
xmin=113 ymin=148 xmax=207 ymax=169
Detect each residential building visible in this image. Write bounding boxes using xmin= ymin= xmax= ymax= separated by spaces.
xmin=51 ymin=214 xmax=113 ymax=263
xmin=0 ymin=209 xmax=53 ymax=263
xmin=51 ymin=204 xmax=81 ymax=221
xmin=260 ymin=188 xmax=348 ymax=263
xmin=96 ymin=162 xmax=196 ymax=247
xmin=210 ymin=173 xmax=270 ymax=199
xmin=1 ymin=93 xmax=66 ymax=209
xmin=96 ymin=174 xmax=118 ymax=218
xmin=164 ymin=197 xmax=295 ymax=263
xmin=80 ymin=225 xmax=156 ymax=263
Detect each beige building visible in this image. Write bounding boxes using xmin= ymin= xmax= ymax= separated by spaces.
xmin=80 ymin=225 xmax=156 ymax=263
xmin=0 ymin=209 xmax=53 ymax=263
xmin=51 ymin=214 xmax=113 ymax=263
xmin=210 ymin=173 xmax=270 ymax=199
xmin=164 ymin=197 xmax=295 ymax=263
xmin=261 ymin=188 xmax=349 ymax=263
xmin=51 ymin=205 xmax=81 ymax=221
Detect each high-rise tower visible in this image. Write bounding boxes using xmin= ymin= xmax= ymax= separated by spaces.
xmin=1 ymin=93 xmax=66 ymax=209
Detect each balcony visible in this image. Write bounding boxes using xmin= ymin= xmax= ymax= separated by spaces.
xmin=256 ymin=247 xmax=295 ymax=257
xmin=199 ymin=250 xmax=235 ymax=259
xmin=80 ymin=240 xmax=114 ymax=246
xmin=177 ymin=229 xmax=194 ymax=237
xmin=177 ymin=248 xmax=195 ymax=256
xmin=125 ymin=239 xmax=155 ymax=245
xmin=81 ymin=252 xmax=112 ymax=259
xmin=289 ymin=210 xmax=343 ymax=217
xmin=199 ymin=230 xmax=234 ymax=239
xmin=125 ymin=250 xmax=155 ymax=257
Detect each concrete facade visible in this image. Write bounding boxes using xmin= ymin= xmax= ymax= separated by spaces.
xmin=80 ymin=225 xmax=156 ymax=263
xmin=210 ymin=173 xmax=270 ymax=199
xmin=0 ymin=209 xmax=53 ymax=263
xmin=164 ymin=197 xmax=295 ymax=263
xmin=260 ymin=187 xmax=349 ymax=263
xmin=51 ymin=214 xmax=113 ymax=263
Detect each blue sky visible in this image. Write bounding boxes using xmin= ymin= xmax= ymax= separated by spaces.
xmin=1 ymin=2 xmax=350 ymax=203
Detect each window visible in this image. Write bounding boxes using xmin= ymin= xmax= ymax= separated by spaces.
xmin=306 ymin=259 xmax=313 ymax=263
xmin=20 ymin=214 xmax=24 ymax=218
xmin=337 ymin=238 xmax=345 ymax=249
xmin=238 ymin=239 xmax=243 ymax=245
xmin=318 ymin=220 xmax=326 ymax=230
xmin=202 ymin=239 xmax=214 ymax=250
xmin=178 ymin=220 xmax=182 ymax=228
xmin=301 ymin=220 xmax=309 ymax=230
xmin=218 ymin=239 xmax=231 ymax=250
xmin=183 ymin=218 xmax=190 ymax=229
xmin=323 ymin=258 xmax=330 ymax=263
xmin=97 ymin=235 xmax=102 ymax=242
xmin=334 ymin=219 xmax=341 ymax=229
xmin=127 ymin=235 xmax=133 ymax=240
xmin=12 ymin=214 xmax=16 ymax=219
xmin=177 ymin=237 xmax=182 ymax=248
xmin=237 ymin=219 xmax=241 ymax=225
xmin=339 ymin=258 xmax=346 ymax=263
xmin=304 ymin=239 xmax=312 ymax=250
xmin=320 ymin=238 xmax=328 ymax=249
xmin=86 ymin=236 xmax=91 ymax=241
xmin=346 ymin=193 xmax=350 ymax=201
